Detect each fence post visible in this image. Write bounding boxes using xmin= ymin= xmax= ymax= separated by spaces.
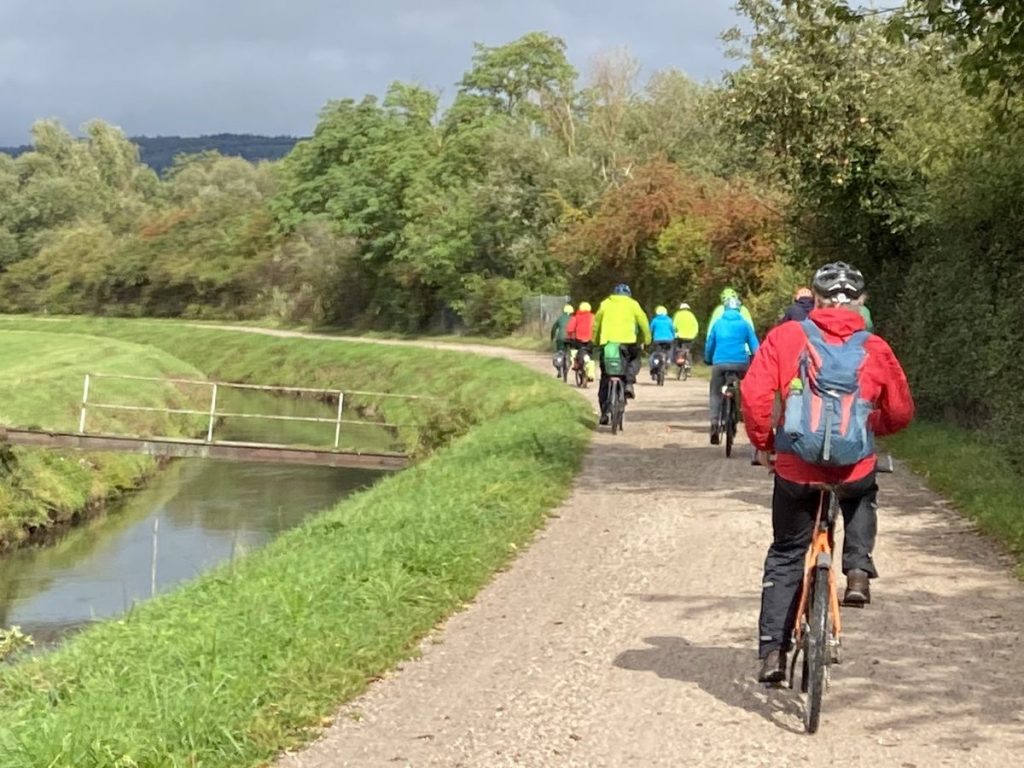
xmin=78 ymin=374 xmax=91 ymax=433
xmin=206 ymin=383 xmax=218 ymax=443
xmin=334 ymin=391 xmax=345 ymax=449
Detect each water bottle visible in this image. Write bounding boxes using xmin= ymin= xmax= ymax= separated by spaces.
xmin=783 ymin=377 xmax=804 ymax=438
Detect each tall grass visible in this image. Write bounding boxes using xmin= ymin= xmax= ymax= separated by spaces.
xmin=0 ymin=317 xmax=592 ymax=767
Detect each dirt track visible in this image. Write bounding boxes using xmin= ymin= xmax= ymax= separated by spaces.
xmin=240 ymin=330 xmax=1024 ymax=767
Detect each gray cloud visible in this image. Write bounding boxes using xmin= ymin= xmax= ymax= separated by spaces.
xmin=0 ymin=0 xmax=739 ymax=144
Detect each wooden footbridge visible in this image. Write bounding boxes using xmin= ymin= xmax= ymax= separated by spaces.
xmin=1 ymin=374 xmax=421 ymax=471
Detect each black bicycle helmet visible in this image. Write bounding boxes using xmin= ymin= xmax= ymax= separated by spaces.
xmin=612 ymin=283 xmax=632 ymax=296
xmin=812 ymin=261 xmax=865 ymax=302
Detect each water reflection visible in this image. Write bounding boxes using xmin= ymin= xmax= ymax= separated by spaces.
xmin=0 ymin=459 xmax=380 ymax=642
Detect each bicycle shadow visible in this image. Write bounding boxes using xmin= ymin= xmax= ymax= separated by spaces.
xmin=613 ymin=636 xmax=805 ymax=734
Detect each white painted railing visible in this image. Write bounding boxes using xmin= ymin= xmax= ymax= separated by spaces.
xmin=77 ymin=373 xmax=435 ymax=449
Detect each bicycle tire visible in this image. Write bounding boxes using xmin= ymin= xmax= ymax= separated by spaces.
xmin=657 ymin=367 xmax=665 ymax=386
xmin=561 ymin=362 xmax=569 ymax=383
xmin=724 ymin=398 xmax=735 ymax=457
xmin=804 ymin=565 xmax=831 ymax=734
xmin=575 ymin=367 xmax=586 ymax=388
xmin=610 ymin=379 xmax=625 ymax=435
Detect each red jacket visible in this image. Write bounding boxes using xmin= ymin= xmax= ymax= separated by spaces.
xmin=567 ymin=311 xmax=595 ymax=343
xmin=741 ymin=309 xmax=915 ymax=485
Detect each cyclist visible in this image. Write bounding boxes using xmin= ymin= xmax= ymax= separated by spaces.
xmin=593 ymin=283 xmax=651 ymax=425
xmin=567 ymin=301 xmax=597 ymax=381
xmin=648 ymin=305 xmax=676 ymax=380
xmin=672 ymin=302 xmax=700 ymax=368
xmin=742 ymin=262 xmax=914 ymax=683
xmin=550 ymin=304 xmax=573 ymax=353
xmin=778 ymin=286 xmax=814 ymax=324
xmin=704 ymin=296 xmax=759 ymax=444
xmin=707 ymin=287 xmax=754 ymax=335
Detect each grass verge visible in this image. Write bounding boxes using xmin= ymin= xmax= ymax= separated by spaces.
xmin=885 ymin=420 xmax=1024 ymax=575
xmin=0 ymin=317 xmax=592 ymax=767
xmin=0 ymin=329 xmax=205 ymax=547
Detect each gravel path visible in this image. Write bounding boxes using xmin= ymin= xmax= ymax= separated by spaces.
xmin=227 ymin=329 xmax=1024 ymax=767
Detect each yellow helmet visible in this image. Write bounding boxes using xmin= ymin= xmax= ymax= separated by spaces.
xmin=578 ymin=301 xmax=591 ymax=312
xmin=563 ymin=304 xmax=574 ymax=313
xmin=655 ymin=305 xmax=668 ymax=316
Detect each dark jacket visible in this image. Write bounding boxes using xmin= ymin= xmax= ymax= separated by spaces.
xmin=779 ymin=296 xmax=815 ymax=324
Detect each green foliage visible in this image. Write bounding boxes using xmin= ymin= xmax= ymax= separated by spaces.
xmin=1 ymin=33 xmax=779 ymax=337
xmin=722 ymin=0 xmax=1024 ymax=469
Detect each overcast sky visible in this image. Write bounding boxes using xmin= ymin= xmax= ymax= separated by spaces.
xmin=0 ymin=0 xmax=741 ymax=145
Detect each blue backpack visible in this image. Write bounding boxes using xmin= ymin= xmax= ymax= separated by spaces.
xmin=776 ymin=320 xmax=874 ymax=466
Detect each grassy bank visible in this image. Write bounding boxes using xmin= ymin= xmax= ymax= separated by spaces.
xmin=0 ymin=329 xmax=205 ymax=547
xmin=886 ymin=421 xmax=1024 ymax=576
xmin=0 ymin=317 xmax=592 ymax=767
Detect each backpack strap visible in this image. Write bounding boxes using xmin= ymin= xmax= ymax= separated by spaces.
xmin=799 ymin=318 xmax=825 ymax=342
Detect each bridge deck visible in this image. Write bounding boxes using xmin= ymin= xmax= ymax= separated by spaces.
xmin=1 ymin=428 xmax=408 ymax=471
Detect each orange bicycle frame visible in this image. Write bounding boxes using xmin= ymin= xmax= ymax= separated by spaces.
xmin=792 ymin=491 xmax=842 ymax=646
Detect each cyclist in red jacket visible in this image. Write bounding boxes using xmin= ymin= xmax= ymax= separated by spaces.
xmin=742 ymin=262 xmax=914 ymax=684
xmin=567 ymin=301 xmax=597 ymax=382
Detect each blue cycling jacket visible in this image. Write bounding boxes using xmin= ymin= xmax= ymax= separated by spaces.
xmin=650 ymin=315 xmax=676 ymax=343
xmin=705 ymin=308 xmax=760 ymax=365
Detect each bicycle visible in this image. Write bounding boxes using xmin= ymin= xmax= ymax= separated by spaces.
xmin=759 ymin=454 xmax=895 ymax=733
xmin=572 ymin=346 xmax=592 ymax=389
xmin=715 ymin=372 xmax=741 ymax=457
xmin=673 ymin=342 xmax=693 ymax=381
xmin=552 ymin=348 xmax=570 ymax=382
xmin=649 ymin=344 xmax=671 ymax=387
xmin=607 ymin=376 xmax=626 ymax=434
xmin=601 ymin=343 xmax=628 ymax=435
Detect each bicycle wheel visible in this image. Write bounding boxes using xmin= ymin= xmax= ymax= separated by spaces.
xmin=723 ymin=398 xmax=735 ymax=457
xmin=657 ymin=366 xmax=665 ymax=386
xmin=804 ymin=566 xmax=831 ymax=734
xmin=561 ymin=361 xmax=569 ymax=383
xmin=676 ymin=365 xmax=683 ymax=381
xmin=575 ymin=366 xmax=585 ymax=388
xmin=610 ymin=380 xmax=625 ymax=435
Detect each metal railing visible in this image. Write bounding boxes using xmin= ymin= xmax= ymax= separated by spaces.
xmin=78 ymin=373 xmax=435 ymax=450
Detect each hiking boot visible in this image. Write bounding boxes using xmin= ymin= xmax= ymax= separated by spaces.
xmin=710 ymin=423 xmax=720 ymax=445
xmin=843 ymin=569 xmax=871 ymax=606
xmin=599 ymin=412 xmax=610 ymax=426
xmin=758 ymin=650 xmax=787 ymax=684
xmin=625 ymin=384 xmax=635 ymax=399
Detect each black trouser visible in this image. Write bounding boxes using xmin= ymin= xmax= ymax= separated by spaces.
xmin=758 ymin=473 xmax=879 ymax=657
xmin=672 ymin=340 xmax=693 ymax=364
xmin=709 ymin=363 xmax=749 ymax=423
xmin=598 ymin=343 xmax=640 ymax=414
xmin=649 ymin=342 xmax=672 ymax=369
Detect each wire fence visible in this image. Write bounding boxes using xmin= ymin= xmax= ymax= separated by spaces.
xmin=521 ymin=294 xmax=571 ymax=337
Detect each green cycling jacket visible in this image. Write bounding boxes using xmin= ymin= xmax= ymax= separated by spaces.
xmin=593 ymin=295 xmax=652 ymax=346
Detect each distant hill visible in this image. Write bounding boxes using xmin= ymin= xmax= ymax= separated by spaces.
xmin=0 ymin=133 xmax=301 ymax=173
